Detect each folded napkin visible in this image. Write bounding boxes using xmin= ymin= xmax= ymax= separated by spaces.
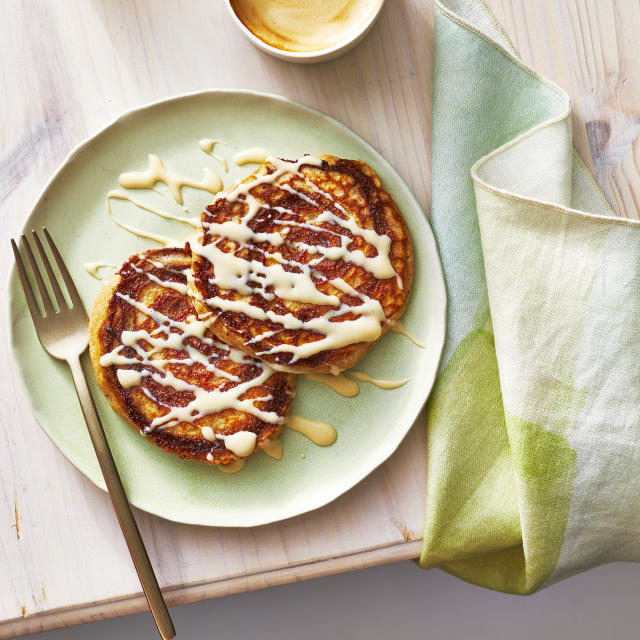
xmin=420 ymin=0 xmax=640 ymax=594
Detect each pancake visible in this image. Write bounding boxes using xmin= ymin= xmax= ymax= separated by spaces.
xmin=190 ymin=154 xmax=413 ymax=374
xmin=88 ymin=247 xmax=295 ymax=466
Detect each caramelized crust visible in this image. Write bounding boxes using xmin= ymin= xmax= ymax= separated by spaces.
xmin=89 ymin=247 xmax=295 ymax=465
xmin=191 ymin=155 xmax=413 ymax=374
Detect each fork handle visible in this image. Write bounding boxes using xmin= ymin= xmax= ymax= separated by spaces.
xmin=67 ymin=357 xmax=175 ymax=640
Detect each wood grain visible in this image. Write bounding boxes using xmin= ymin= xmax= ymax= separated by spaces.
xmin=487 ymin=0 xmax=640 ymax=221
xmin=1 ymin=0 xmax=639 ymax=637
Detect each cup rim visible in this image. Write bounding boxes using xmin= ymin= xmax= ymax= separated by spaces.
xmin=224 ymin=0 xmax=386 ymax=61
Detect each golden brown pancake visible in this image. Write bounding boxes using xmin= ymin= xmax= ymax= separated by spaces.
xmin=89 ymin=247 xmax=295 ymax=465
xmin=190 ymin=155 xmax=413 ymax=374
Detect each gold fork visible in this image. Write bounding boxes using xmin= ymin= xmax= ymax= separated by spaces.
xmin=11 ymin=228 xmax=175 ymax=640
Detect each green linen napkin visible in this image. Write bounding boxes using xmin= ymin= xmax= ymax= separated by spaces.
xmin=420 ymin=0 xmax=640 ymax=594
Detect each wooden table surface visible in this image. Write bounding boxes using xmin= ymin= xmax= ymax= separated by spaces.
xmin=1 ymin=1 xmax=638 ymax=637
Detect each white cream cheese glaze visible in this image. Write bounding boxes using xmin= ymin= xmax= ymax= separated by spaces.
xmin=193 ymin=155 xmax=400 ymax=363
xmin=98 ymin=258 xmax=285 ymax=462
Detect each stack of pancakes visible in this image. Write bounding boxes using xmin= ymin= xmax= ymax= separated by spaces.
xmin=90 ymin=155 xmax=413 ymax=467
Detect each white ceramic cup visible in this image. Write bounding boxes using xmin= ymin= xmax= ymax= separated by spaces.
xmin=224 ymin=0 xmax=387 ymax=64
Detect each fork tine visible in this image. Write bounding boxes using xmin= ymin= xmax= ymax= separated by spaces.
xmin=11 ymin=239 xmax=43 ymax=320
xmin=21 ymin=233 xmax=54 ymax=316
xmin=32 ymin=229 xmax=68 ymax=311
xmin=42 ymin=227 xmax=84 ymax=310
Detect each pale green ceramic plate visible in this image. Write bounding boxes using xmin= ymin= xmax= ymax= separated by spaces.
xmin=8 ymin=90 xmax=446 ymax=527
